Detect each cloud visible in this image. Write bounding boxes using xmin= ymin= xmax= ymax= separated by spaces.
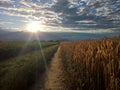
xmin=0 ymin=21 xmax=13 ymax=25
xmin=51 ymin=0 xmax=120 ymax=31
xmin=0 ymin=0 xmax=120 ymax=33
xmin=68 ymin=29 xmax=114 ymax=34
xmin=0 ymin=0 xmax=60 ymax=24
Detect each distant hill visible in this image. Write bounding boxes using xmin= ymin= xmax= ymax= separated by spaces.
xmin=0 ymin=29 xmax=119 ymax=41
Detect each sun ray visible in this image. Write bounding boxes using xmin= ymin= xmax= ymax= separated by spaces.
xmin=35 ymin=33 xmax=50 ymax=85
xmin=18 ymin=33 xmax=34 ymax=56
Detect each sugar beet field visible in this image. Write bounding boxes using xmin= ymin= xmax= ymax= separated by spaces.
xmin=0 ymin=37 xmax=120 ymax=90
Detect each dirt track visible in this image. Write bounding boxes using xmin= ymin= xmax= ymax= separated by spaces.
xmin=31 ymin=47 xmax=65 ymax=90
xmin=44 ymin=47 xmax=65 ymax=90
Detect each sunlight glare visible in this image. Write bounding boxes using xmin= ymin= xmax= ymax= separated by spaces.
xmin=27 ymin=21 xmax=43 ymax=33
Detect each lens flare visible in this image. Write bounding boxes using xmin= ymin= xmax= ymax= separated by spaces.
xmin=27 ymin=21 xmax=42 ymax=33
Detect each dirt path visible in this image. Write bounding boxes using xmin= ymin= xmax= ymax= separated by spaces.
xmin=44 ymin=47 xmax=65 ymax=90
xmin=31 ymin=47 xmax=65 ymax=90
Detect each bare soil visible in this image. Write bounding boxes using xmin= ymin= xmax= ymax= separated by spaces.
xmin=44 ymin=47 xmax=65 ymax=90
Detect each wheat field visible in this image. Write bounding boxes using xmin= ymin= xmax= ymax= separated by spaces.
xmin=60 ymin=37 xmax=120 ymax=90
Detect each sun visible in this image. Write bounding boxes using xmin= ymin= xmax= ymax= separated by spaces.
xmin=27 ymin=21 xmax=41 ymax=33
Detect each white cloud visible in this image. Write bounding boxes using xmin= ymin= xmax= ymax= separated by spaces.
xmin=0 ymin=0 xmax=120 ymax=32
xmin=0 ymin=21 xmax=13 ymax=25
xmin=76 ymin=20 xmax=95 ymax=24
xmin=69 ymin=29 xmax=114 ymax=33
xmin=0 ymin=0 xmax=62 ymax=25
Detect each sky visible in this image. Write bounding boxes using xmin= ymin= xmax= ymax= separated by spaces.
xmin=0 ymin=0 xmax=120 ymax=34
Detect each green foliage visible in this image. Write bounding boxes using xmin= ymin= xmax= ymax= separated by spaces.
xmin=0 ymin=41 xmax=58 ymax=61
xmin=60 ymin=37 xmax=120 ymax=90
xmin=0 ymin=42 xmax=58 ymax=90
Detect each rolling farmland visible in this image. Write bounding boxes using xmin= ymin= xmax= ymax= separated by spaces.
xmin=0 ymin=0 xmax=120 ymax=90
xmin=0 ymin=37 xmax=120 ymax=90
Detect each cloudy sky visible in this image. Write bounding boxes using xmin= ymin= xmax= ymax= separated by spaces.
xmin=0 ymin=0 xmax=120 ymax=34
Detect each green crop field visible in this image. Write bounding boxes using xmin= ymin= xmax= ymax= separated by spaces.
xmin=0 ymin=42 xmax=58 ymax=61
xmin=0 ymin=41 xmax=58 ymax=90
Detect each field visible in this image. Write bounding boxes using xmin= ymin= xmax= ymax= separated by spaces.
xmin=0 ymin=37 xmax=120 ymax=90
xmin=0 ymin=42 xmax=58 ymax=61
xmin=0 ymin=41 xmax=58 ymax=90
xmin=60 ymin=37 xmax=120 ymax=90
